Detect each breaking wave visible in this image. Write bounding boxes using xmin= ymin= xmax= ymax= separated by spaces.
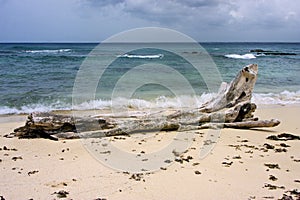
xmin=224 ymin=53 xmax=256 ymax=59
xmin=0 ymin=103 xmax=69 ymax=115
xmin=252 ymin=90 xmax=300 ymax=105
xmin=1 ymin=90 xmax=299 ymax=115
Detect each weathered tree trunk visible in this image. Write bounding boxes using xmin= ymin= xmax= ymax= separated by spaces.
xmin=200 ymin=63 xmax=258 ymax=112
xmin=8 ymin=64 xmax=280 ymax=140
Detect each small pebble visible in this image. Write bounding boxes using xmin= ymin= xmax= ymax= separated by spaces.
xmin=164 ymin=159 xmax=172 ymax=164
xmin=194 ymin=170 xmax=201 ymax=175
xmin=269 ymin=175 xmax=278 ymax=181
xmin=12 ymin=156 xmax=22 ymax=161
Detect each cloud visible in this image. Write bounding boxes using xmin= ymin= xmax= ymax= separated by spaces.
xmin=1 ymin=0 xmax=299 ymax=41
xmin=228 ymin=0 xmax=300 ymax=28
xmin=81 ymin=0 xmax=300 ymax=29
xmin=82 ymin=0 xmax=231 ymax=25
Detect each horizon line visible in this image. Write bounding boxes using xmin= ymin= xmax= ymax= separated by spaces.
xmin=1 ymin=41 xmax=300 ymax=43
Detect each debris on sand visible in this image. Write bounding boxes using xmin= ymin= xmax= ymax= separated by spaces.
xmin=267 ymin=133 xmax=300 ymax=141
xmin=264 ymin=163 xmax=280 ymax=169
xmin=52 ymin=190 xmax=69 ymax=198
xmin=264 ymin=183 xmax=285 ymax=190
xmin=269 ymin=175 xmax=278 ymax=181
xmin=222 ymin=161 xmax=233 ymax=167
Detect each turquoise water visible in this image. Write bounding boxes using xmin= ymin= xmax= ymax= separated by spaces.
xmin=0 ymin=42 xmax=299 ymax=114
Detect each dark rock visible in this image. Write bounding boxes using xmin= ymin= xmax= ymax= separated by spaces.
xmin=250 ymin=49 xmax=297 ymax=56
xmin=250 ymin=49 xmax=264 ymax=53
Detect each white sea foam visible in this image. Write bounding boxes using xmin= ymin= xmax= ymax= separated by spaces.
xmin=118 ymin=54 xmax=164 ymax=59
xmin=252 ymin=90 xmax=300 ymax=105
xmin=224 ymin=53 xmax=256 ymax=59
xmin=0 ymin=103 xmax=70 ymax=115
xmin=1 ymin=91 xmax=299 ymax=115
xmin=25 ymin=49 xmax=71 ymax=53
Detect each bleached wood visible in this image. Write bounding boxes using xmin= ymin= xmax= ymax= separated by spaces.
xmin=9 ymin=64 xmax=280 ymax=140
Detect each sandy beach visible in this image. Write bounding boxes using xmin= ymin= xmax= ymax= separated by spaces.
xmin=0 ymin=104 xmax=299 ymax=200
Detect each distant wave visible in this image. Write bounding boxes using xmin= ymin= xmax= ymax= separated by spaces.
xmin=25 ymin=49 xmax=71 ymax=53
xmin=224 ymin=53 xmax=256 ymax=59
xmin=1 ymin=90 xmax=300 ymax=115
xmin=118 ymin=54 xmax=164 ymax=59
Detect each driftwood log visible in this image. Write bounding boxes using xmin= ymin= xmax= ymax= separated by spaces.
xmin=9 ymin=64 xmax=280 ymax=140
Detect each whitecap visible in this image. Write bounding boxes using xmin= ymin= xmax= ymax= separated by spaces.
xmin=118 ymin=54 xmax=164 ymax=59
xmin=224 ymin=53 xmax=256 ymax=59
xmin=25 ymin=49 xmax=71 ymax=54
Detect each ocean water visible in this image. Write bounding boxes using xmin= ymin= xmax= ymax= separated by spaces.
xmin=0 ymin=42 xmax=299 ymax=115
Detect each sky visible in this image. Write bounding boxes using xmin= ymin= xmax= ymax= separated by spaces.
xmin=0 ymin=0 xmax=299 ymax=42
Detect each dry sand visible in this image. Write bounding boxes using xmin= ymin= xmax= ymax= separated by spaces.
xmin=0 ymin=105 xmax=299 ymax=200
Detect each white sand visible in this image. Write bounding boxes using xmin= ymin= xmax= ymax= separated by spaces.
xmin=0 ymin=105 xmax=299 ymax=199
